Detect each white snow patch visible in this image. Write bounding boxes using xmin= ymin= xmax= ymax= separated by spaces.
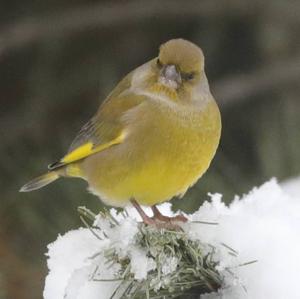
xmin=161 ymin=256 xmax=179 ymax=275
xmin=281 ymin=175 xmax=300 ymax=199
xmin=43 ymin=228 xmax=108 ymax=299
xmin=129 ymin=247 xmax=156 ymax=280
xmin=44 ymin=179 xmax=300 ymax=299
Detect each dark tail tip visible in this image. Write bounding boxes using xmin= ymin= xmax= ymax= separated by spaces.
xmin=48 ymin=161 xmax=64 ymax=170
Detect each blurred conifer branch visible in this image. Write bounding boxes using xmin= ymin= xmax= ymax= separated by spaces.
xmin=0 ymin=0 xmax=299 ymax=56
xmin=214 ymin=54 xmax=300 ymax=107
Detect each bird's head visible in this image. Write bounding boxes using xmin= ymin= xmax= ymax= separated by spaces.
xmin=156 ymin=38 xmax=204 ymax=91
xmin=131 ymin=39 xmax=209 ymax=104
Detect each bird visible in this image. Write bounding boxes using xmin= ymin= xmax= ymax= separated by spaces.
xmin=20 ymin=38 xmax=221 ymax=226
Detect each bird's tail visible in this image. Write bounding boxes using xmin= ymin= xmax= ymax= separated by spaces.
xmin=19 ymin=171 xmax=60 ymax=192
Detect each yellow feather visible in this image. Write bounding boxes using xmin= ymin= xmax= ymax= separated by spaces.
xmin=61 ymin=131 xmax=126 ymax=164
xmin=62 ymin=142 xmax=93 ymax=164
xmin=149 ymin=84 xmax=178 ymax=101
xmin=65 ymin=163 xmax=83 ymax=177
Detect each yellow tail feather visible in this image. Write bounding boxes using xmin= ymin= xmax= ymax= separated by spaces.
xmin=19 ymin=171 xmax=59 ymax=192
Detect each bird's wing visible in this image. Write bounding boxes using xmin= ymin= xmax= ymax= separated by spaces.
xmin=49 ymin=73 xmax=145 ymax=170
xmin=48 ymin=117 xmax=125 ymax=170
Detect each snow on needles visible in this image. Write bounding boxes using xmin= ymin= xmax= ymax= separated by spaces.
xmin=44 ymin=179 xmax=300 ymax=299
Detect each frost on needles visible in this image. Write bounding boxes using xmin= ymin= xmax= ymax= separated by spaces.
xmin=44 ymin=179 xmax=300 ymax=299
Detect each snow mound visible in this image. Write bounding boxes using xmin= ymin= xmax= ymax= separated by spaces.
xmin=281 ymin=176 xmax=300 ymax=199
xmin=44 ymin=179 xmax=300 ymax=299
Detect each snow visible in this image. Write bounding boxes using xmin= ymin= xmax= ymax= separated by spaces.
xmin=44 ymin=179 xmax=300 ymax=299
xmin=43 ymin=228 xmax=110 ymax=299
xmin=190 ymin=179 xmax=300 ymax=298
xmin=129 ymin=247 xmax=156 ymax=280
xmin=281 ymin=176 xmax=300 ymax=199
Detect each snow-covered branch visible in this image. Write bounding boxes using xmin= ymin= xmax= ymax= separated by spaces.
xmin=44 ymin=180 xmax=300 ymax=299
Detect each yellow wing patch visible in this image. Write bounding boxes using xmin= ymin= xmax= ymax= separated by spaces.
xmin=61 ymin=131 xmax=126 ymax=165
xmin=62 ymin=142 xmax=94 ymax=164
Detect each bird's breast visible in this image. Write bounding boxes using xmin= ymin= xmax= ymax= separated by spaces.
xmin=84 ymin=98 xmax=221 ymax=206
xmin=127 ymin=98 xmax=220 ymax=161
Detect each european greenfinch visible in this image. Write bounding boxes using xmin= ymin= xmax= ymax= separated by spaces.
xmin=21 ymin=39 xmax=221 ymax=224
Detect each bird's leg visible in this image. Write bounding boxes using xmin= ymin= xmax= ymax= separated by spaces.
xmin=151 ymin=205 xmax=172 ymax=222
xmin=130 ymin=199 xmax=187 ymax=230
xmin=130 ymin=199 xmax=156 ymax=226
xmin=151 ymin=205 xmax=188 ymax=223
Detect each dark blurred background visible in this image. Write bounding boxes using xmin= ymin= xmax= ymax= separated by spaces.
xmin=0 ymin=0 xmax=299 ymax=298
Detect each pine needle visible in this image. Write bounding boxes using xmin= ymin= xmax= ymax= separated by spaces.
xmin=79 ymin=208 xmax=224 ymax=299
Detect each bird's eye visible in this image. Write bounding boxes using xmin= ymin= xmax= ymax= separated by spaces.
xmin=156 ymin=58 xmax=162 ymax=68
xmin=182 ymin=72 xmax=195 ymax=81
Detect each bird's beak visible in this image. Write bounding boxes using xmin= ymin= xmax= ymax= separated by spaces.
xmin=159 ymin=64 xmax=182 ymax=89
